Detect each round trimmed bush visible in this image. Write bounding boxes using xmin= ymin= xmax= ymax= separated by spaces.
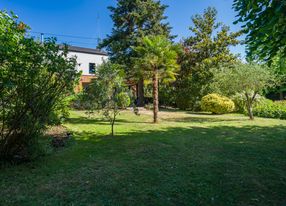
xmin=201 ymin=93 xmax=235 ymax=114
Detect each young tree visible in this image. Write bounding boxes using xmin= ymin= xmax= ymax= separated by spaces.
xmin=133 ymin=35 xmax=179 ymax=123
xmin=212 ymin=63 xmax=279 ymax=120
xmin=233 ymin=0 xmax=286 ymax=61
xmin=98 ymin=0 xmax=172 ymax=106
xmin=175 ymin=7 xmax=242 ymax=110
xmin=0 ymin=11 xmax=80 ymax=160
xmin=85 ymin=62 xmax=131 ymax=136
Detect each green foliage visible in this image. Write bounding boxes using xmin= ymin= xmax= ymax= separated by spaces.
xmin=85 ymin=62 xmax=132 ymax=136
xmin=253 ymin=100 xmax=286 ymax=120
xmin=213 ymin=63 xmax=278 ymax=96
xmin=98 ymin=0 xmax=173 ymax=106
xmin=117 ymin=92 xmax=131 ymax=109
xmin=233 ymin=0 xmax=286 ymax=61
xmin=212 ymin=63 xmax=279 ymax=119
xmin=0 ymin=11 xmax=80 ymax=160
xmin=159 ymin=83 xmax=176 ymax=107
xmin=99 ymin=0 xmax=172 ymax=75
xmin=48 ymin=96 xmax=73 ymax=125
xmin=133 ymin=36 xmax=179 ymax=81
xmin=267 ymin=53 xmax=286 ymax=97
xmin=201 ymin=93 xmax=235 ymax=114
xmin=231 ymin=93 xmax=264 ymax=113
xmin=175 ymin=7 xmax=241 ymax=110
xmin=133 ymin=35 xmax=179 ymax=122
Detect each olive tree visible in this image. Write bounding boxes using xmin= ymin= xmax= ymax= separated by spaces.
xmin=212 ymin=63 xmax=279 ymax=120
xmin=0 ymin=11 xmax=80 ymax=160
xmin=85 ymin=62 xmax=131 ymax=136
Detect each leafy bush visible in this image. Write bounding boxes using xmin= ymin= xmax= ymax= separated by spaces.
xmin=253 ymin=100 xmax=286 ymax=119
xmin=201 ymin=93 xmax=235 ymax=114
xmin=117 ymin=92 xmax=131 ymax=109
xmin=159 ymin=83 xmax=176 ymax=107
xmin=48 ymin=96 xmax=73 ymax=125
xmin=0 ymin=11 xmax=80 ymax=161
xmin=70 ymin=92 xmax=94 ymax=110
xmin=231 ymin=93 xmax=264 ymax=113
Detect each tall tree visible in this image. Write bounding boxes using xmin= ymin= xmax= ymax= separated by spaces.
xmin=233 ymin=0 xmax=286 ymax=61
xmin=134 ymin=35 xmax=179 ymax=123
xmin=98 ymin=0 xmax=172 ymax=106
xmin=175 ymin=7 xmax=242 ymax=110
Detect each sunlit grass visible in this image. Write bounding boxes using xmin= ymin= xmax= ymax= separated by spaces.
xmin=0 ymin=109 xmax=286 ymax=205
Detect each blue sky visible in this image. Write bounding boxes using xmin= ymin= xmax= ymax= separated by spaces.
xmin=0 ymin=0 xmax=245 ymax=57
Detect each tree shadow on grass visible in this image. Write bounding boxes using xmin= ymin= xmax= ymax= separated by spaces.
xmin=161 ymin=115 xmax=248 ymax=123
xmin=1 ymin=121 xmax=286 ymax=206
xmin=67 ymin=117 xmax=150 ymax=126
xmin=69 ymin=124 xmax=286 ymax=205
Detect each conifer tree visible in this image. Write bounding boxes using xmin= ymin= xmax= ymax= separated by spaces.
xmin=99 ymin=0 xmax=172 ymax=106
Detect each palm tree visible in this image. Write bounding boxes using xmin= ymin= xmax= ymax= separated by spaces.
xmin=134 ymin=35 xmax=179 ymax=123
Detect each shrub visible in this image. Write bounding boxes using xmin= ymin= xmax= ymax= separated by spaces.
xmin=0 ymin=11 xmax=80 ymax=161
xmin=231 ymin=93 xmax=264 ymax=113
xmin=201 ymin=93 xmax=235 ymax=114
xmin=117 ymin=92 xmax=131 ymax=109
xmin=253 ymin=99 xmax=286 ymax=119
xmin=70 ymin=92 xmax=94 ymax=110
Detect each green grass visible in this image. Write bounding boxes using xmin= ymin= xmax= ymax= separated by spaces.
xmin=1 ymin=110 xmax=286 ymax=205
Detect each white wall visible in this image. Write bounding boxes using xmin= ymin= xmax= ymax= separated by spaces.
xmin=67 ymin=51 xmax=108 ymax=75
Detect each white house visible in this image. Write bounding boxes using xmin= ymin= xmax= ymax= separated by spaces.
xmin=65 ymin=45 xmax=108 ymax=91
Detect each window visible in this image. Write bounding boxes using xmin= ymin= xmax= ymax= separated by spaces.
xmin=89 ymin=63 xmax=96 ymax=74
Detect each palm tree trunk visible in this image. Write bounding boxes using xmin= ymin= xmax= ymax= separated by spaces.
xmin=153 ymin=70 xmax=159 ymax=123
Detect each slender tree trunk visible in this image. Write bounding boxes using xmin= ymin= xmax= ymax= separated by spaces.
xmin=111 ymin=123 xmax=114 ymax=136
xmin=137 ymin=78 xmax=145 ymax=107
xmin=246 ymin=104 xmax=254 ymax=120
xmin=245 ymin=93 xmax=254 ymax=120
xmin=153 ymin=70 xmax=159 ymax=123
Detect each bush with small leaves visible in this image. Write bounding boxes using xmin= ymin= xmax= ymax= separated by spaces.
xmin=117 ymin=92 xmax=131 ymax=109
xmin=201 ymin=93 xmax=235 ymax=114
xmin=253 ymin=99 xmax=286 ymax=120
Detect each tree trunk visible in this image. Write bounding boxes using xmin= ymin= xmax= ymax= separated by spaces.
xmin=245 ymin=93 xmax=254 ymax=120
xmin=246 ymin=103 xmax=254 ymax=120
xmin=137 ymin=78 xmax=145 ymax=107
xmin=153 ymin=70 xmax=159 ymax=123
xmin=111 ymin=122 xmax=114 ymax=136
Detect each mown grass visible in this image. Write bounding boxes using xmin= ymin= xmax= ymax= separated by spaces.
xmin=0 ymin=109 xmax=286 ymax=205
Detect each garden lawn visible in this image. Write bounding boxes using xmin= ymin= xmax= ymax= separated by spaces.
xmin=1 ymin=109 xmax=286 ymax=206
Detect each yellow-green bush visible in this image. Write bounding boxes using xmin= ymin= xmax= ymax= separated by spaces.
xmin=201 ymin=93 xmax=235 ymax=114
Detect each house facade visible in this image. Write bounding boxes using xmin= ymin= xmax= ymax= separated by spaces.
xmin=65 ymin=46 xmax=108 ymax=92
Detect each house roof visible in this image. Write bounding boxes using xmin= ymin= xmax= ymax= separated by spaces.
xmin=60 ymin=45 xmax=108 ymax=56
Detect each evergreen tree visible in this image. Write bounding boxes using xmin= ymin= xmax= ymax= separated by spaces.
xmin=98 ymin=0 xmax=172 ymax=106
xmin=175 ymin=7 xmax=242 ymax=110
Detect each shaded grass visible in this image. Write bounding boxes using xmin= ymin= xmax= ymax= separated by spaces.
xmin=0 ymin=110 xmax=286 ymax=205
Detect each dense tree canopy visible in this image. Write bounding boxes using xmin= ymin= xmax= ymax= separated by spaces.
xmin=175 ymin=7 xmax=242 ymax=110
xmin=98 ymin=0 xmax=172 ymax=106
xmin=233 ymin=0 xmax=286 ymax=61
xmin=0 ymin=11 xmax=80 ymax=160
